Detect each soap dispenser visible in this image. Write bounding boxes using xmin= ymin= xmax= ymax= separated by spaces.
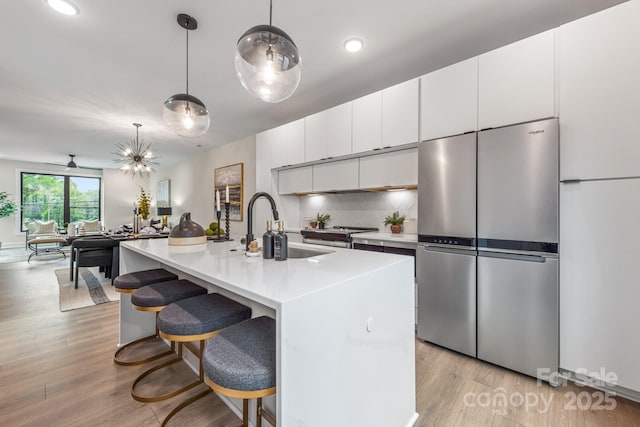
xmin=274 ymin=220 xmax=288 ymax=261
xmin=263 ymin=220 xmax=275 ymax=259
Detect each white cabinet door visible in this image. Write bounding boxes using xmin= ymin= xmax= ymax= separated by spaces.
xmin=278 ymin=166 xmax=313 ymax=195
xmin=304 ymin=111 xmax=328 ymax=162
xmin=305 ymin=103 xmax=352 ymax=162
xmin=352 ymin=91 xmax=382 ymax=153
xmin=270 ymin=119 xmax=305 ymax=168
xmin=421 ymin=57 xmax=478 ymax=141
xmin=560 ymin=179 xmax=640 ymax=392
xmin=359 ymin=149 xmax=417 ymax=189
xmin=326 ymin=102 xmax=352 ymax=158
xmin=559 ymin=0 xmax=640 ymax=180
xmin=312 ymin=159 xmax=359 ymax=192
xmin=478 ymin=30 xmax=555 ymax=129
xmin=382 ymin=79 xmax=419 ymax=147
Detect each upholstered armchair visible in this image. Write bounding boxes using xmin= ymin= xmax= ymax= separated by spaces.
xmin=70 ymin=237 xmax=118 ymax=289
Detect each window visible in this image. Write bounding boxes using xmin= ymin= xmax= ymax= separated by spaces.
xmin=21 ymin=172 xmax=101 ymax=230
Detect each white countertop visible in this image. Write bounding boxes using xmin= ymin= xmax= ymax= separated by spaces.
xmin=120 ymin=238 xmax=412 ymax=310
xmin=353 ymin=232 xmax=418 ymax=245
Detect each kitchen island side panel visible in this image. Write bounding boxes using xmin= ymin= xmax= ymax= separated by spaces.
xmin=279 ymin=258 xmax=417 ymax=427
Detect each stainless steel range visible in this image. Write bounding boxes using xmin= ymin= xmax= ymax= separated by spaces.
xmin=301 ymin=226 xmax=378 ymax=248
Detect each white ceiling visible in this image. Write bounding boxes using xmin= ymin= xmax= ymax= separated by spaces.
xmin=0 ymin=0 xmax=625 ymax=170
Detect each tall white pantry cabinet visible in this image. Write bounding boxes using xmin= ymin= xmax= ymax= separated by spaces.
xmin=559 ymin=0 xmax=640 ymax=394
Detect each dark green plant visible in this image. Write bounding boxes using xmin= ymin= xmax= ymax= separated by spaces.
xmin=383 ymin=211 xmax=406 ymax=226
xmin=316 ymin=212 xmax=330 ymax=224
xmin=0 ymin=192 xmax=17 ymax=218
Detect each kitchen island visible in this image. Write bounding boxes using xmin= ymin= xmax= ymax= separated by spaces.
xmin=118 ymin=238 xmax=417 ymax=427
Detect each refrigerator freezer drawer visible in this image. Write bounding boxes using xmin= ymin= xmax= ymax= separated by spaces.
xmin=417 ymin=246 xmax=476 ymax=357
xmin=478 ymin=253 xmax=558 ymax=380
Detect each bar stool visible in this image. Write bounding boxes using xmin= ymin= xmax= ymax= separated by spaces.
xmin=113 ymin=268 xmax=179 ymax=366
xmin=203 ymin=316 xmax=277 ymax=427
xmin=134 ymin=293 xmax=252 ymax=426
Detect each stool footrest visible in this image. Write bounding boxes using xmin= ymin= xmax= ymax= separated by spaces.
xmin=114 ymin=335 xmax=174 ymax=366
xmin=160 ymin=387 xmax=212 ymax=427
xmin=131 ymin=356 xmax=201 ymax=402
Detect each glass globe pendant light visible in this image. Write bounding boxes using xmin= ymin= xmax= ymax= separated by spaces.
xmin=163 ymin=14 xmax=210 ymax=137
xmin=235 ymin=0 xmax=301 ymax=103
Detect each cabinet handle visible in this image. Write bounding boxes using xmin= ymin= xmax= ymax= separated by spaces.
xmin=561 ymin=179 xmax=582 ymax=184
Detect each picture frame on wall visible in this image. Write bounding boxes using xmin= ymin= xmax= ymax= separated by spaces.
xmin=214 ymin=163 xmax=243 ymax=221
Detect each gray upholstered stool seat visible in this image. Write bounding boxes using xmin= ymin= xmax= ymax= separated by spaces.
xmin=132 ymin=293 xmax=252 ymax=427
xmin=114 ymin=268 xmax=178 ymax=293
xmin=158 ymin=293 xmax=252 ymax=337
xmin=204 ymin=316 xmax=277 ymax=427
xmin=131 ymin=279 xmax=206 ymax=310
xmin=114 ymin=269 xmax=183 ymax=367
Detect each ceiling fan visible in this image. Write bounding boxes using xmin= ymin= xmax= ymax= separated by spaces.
xmin=46 ymin=154 xmax=103 ymax=171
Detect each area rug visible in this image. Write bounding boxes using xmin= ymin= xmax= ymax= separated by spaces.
xmin=55 ymin=267 xmax=119 ymax=312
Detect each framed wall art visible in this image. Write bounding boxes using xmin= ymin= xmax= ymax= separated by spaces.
xmin=214 ymin=163 xmax=243 ymax=221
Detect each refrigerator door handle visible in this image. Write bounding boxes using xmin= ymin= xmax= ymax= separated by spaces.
xmin=422 ymin=244 xmax=477 ymax=256
xmin=478 ymin=251 xmax=546 ymax=263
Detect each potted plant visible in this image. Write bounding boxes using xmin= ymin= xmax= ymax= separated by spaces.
xmin=384 ymin=211 xmax=406 ymax=234
xmin=0 ymin=192 xmax=17 ymax=249
xmin=316 ymin=212 xmax=330 ymax=229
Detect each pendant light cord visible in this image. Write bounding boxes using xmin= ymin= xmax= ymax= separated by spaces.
xmin=185 ymin=21 xmax=190 ymax=95
xmin=269 ymin=0 xmax=273 ymax=25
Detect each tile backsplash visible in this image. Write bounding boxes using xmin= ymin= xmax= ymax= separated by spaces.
xmin=299 ymin=190 xmax=418 ymax=234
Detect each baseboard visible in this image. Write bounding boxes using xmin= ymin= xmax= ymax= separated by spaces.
xmin=559 ymin=368 xmax=640 ymax=403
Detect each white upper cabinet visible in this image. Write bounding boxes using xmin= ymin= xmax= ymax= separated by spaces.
xmin=359 ymin=148 xmax=418 ymax=189
xmin=269 ymin=118 xmax=305 ymax=168
xmin=278 ymin=166 xmax=313 ymax=195
xmin=558 ymin=0 xmax=640 ymax=180
xmin=312 ymin=159 xmax=359 ymax=192
xmin=382 ymin=79 xmax=420 ymax=147
xmin=352 ymin=91 xmax=383 ymax=153
xmin=478 ymin=30 xmax=556 ymax=130
xmin=421 ymin=58 xmax=478 ymax=141
xmin=305 ymin=103 xmax=352 ymax=162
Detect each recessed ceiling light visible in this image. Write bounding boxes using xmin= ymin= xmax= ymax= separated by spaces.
xmin=45 ymin=0 xmax=79 ymax=16
xmin=344 ymin=38 xmax=364 ymax=53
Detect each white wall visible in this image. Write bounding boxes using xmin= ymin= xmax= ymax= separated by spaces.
xmin=299 ymin=190 xmax=418 ymax=233
xmin=148 ymin=135 xmax=256 ymax=237
xmin=102 ymin=168 xmax=149 ymax=229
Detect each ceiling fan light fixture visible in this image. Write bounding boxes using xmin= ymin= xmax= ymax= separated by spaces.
xmin=235 ymin=1 xmax=301 ymax=103
xmin=66 ymin=154 xmax=78 ymax=170
xmin=163 ymin=14 xmax=210 ymax=138
xmin=45 ymin=0 xmax=79 ymax=16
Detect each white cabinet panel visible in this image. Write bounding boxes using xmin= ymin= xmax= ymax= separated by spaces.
xmin=305 ymin=103 xmax=352 ymax=162
xmin=421 ymin=58 xmax=478 ymax=141
xmin=326 ymin=103 xmax=352 ymax=158
xmin=352 ymin=91 xmax=382 ymax=153
xmin=558 ymin=0 xmax=640 ymax=180
xmin=312 ymin=159 xmax=359 ymax=192
xmin=304 ymin=111 xmax=328 ymax=162
xmin=269 ymin=119 xmax=305 ymax=168
xmin=359 ymin=149 xmax=417 ymax=189
xmin=479 ymin=30 xmax=555 ymax=129
xmin=382 ymin=79 xmax=419 ymax=147
xmin=560 ymin=179 xmax=640 ymax=391
xmin=278 ymin=166 xmax=312 ymax=195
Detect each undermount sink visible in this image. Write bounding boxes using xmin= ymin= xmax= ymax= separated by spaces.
xmin=287 ymin=246 xmax=334 ymax=259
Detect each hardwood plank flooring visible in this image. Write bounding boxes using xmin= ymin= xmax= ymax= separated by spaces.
xmin=1 ymin=256 xmax=639 ymax=426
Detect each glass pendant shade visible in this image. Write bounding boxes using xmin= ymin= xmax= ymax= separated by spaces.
xmin=235 ymin=24 xmax=301 ymax=103
xmin=163 ymin=93 xmax=210 ymax=138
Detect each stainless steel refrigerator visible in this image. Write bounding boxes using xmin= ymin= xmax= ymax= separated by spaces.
xmin=417 ymin=132 xmax=477 ymax=357
xmin=417 ymin=118 xmax=559 ymax=381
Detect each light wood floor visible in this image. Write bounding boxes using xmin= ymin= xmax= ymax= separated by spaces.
xmin=1 ymin=256 xmax=639 ymax=426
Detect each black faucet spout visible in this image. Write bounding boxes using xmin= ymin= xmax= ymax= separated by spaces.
xmin=246 ymin=192 xmax=279 ymax=250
